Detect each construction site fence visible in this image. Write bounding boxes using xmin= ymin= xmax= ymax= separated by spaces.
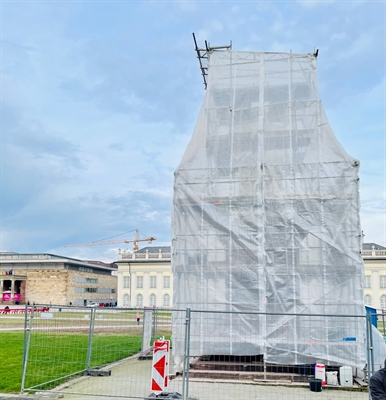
xmin=19 ymin=304 xmax=381 ymax=400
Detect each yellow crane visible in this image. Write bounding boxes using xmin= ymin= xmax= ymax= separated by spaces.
xmin=65 ymin=229 xmax=156 ymax=251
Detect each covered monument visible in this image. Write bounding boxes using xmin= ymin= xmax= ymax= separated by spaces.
xmin=171 ymin=49 xmax=366 ymax=370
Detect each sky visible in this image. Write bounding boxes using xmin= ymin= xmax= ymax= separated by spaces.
xmin=1 ymin=0 xmax=385 ymax=262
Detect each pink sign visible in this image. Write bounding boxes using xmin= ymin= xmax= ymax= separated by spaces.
xmin=2 ymin=293 xmax=11 ymax=301
xmin=1 ymin=293 xmax=20 ymax=301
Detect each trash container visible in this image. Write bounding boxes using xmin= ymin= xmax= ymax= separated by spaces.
xmin=309 ymin=378 xmax=322 ymax=392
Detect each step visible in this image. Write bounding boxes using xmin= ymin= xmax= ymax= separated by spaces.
xmin=189 ymin=369 xmax=310 ymax=383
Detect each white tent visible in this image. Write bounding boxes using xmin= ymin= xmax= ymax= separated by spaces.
xmin=172 ymin=50 xmax=366 ymax=370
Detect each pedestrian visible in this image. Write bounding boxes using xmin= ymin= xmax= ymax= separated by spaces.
xmin=136 ymin=312 xmax=141 ymax=325
xmin=370 ymin=359 xmax=386 ymax=400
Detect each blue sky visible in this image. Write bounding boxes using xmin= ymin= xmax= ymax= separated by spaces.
xmin=1 ymin=0 xmax=385 ymax=261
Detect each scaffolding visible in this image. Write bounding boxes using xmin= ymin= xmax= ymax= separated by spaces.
xmin=172 ymin=47 xmax=366 ymax=371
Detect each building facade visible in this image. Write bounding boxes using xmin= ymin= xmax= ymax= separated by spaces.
xmin=4 ymin=243 xmax=383 ymax=310
xmin=116 ymin=246 xmax=171 ymax=308
xmin=0 ymin=252 xmax=117 ymax=306
xmin=116 ymin=243 xmax=386 ymax=312
xmin=362 ymin=243 xmax=386 ymax=310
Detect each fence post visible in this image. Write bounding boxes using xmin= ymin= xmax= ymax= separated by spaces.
xmin=182 ymin=308 xmax=191 ymax=400
xmin=366 ymin=312 xmax=374 ymax=385
xmin=21 ymin=306 xmax=35 ymax=393
xmin=152 ymin=307 xmax=158 ymax=343
xmin=85 ymin=307 xmax=96 ymax=371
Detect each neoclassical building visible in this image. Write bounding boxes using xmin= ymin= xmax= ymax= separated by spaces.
xmin=116 ymin=246 xmax=172 ymax=308
xmin=116 ymin=243 xmax=386 ymax=312
xmin=362 ymin=243 xmax=386 ymax=310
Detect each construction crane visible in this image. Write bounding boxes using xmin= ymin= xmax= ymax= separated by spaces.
xmin=65 ymin=229 xmax=156 ymax=251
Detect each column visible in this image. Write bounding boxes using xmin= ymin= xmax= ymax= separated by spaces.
xmin=11 ymin=278 xmax=15 ymax=298
xmin=372 ymin=270 xmax=380 ymax=310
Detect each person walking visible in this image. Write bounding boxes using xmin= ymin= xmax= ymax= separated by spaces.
xmin=136 ymin=312 xmax=141 ymax=325
xmin=370 ymin=359 xmax=386 ymax=400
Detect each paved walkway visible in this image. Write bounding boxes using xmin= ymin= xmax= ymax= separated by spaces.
xmin=26 ymin=356 xmax=368 ymax=400
xmin=0 ymin=342 xmax=369 ymax=400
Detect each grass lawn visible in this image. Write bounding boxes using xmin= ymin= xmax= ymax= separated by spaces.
xmin=0 ymin=331 xmax=142 ymax=394
xmin=0 ymin=332 xmax=25 ymax=393
xmin=0 ymin=307 xmax=173 ymax=328
xmin=0 ymin=311 xmax=172 ymax=326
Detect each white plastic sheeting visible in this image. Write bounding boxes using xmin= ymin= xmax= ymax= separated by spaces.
xmin=172 ymin=50 xmax=366 ymax=370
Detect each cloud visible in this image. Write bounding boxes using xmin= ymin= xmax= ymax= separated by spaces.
xmin=337 ymin=32 xmax=375 ymax=59
xmin=107 ymin=143 xmax=125 ymax=152
xmin=0 ymin=101 xmax=86 ymax=220
xmin=175 ymin=0 xmax=197 ymax=12
xmin=360 ymin=208 xmax=386 ymax=247
xmin=330 ymin=32 xmax=350 ymax=42
xmin=1 ymin=0 xmax=385 ymax=258
xmin=210 ymin=19 xmax=223 ymax=33
xmin=1 ymin=188 xmax=173 ymax=255
xmin=327 ymin=76 xmax=385 ymax=137
xmin=297 ymin=0 xmax=335 ymax=8
xmin=4 ymin=122 xmax=83 ymax=169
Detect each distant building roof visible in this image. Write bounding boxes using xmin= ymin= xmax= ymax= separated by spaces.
xmin=136 ymin=246 xmax=171 ymax=254
xmin=363 ymin=243 xmax=386 ymax=250
xmin=84 ymin=260 xmax=118 ymax=269
xmin=136 ymin=244 xmax=386 ymax=253
xmin=0 ymin=252 xmax=116 ymax=272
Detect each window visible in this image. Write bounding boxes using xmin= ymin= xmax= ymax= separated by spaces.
xmin=364 ymin=275 xmax=371 ymax=289
xmin=79 ymin=267 xmax=93 ymax=273
xmin=123 ymin=294 xmax=130 ymax=306
xmin=364 ymin=295 xmax=371 ymax=306
xmin=381 ymin=295 xmax=386 ymax=310
xmin=150 ymin=276 xmax=157 ymax=289
xmin=380 ymin=276 xmax=386 ymax=289
xmin=163 ymin=276 xmax=170 ymax=289
xmin=381 ymin=296 xmax=386 ymax=310
xmin=163 ymin=294 xmax=170 ymax=307
xmin=136 ymin=294 xmax=143 ymax=307
xmin=96 ymin=288 xmax=115 ymax=293
xmin=137 ymin=276 xmax=143 ymax=289
xmin=76 ymin=277 xmax=98 ymax=284
xmin=150 ymin=294 xmax=156 ymax=307
xmin=123 ymin=277 xmax=130 ymax=289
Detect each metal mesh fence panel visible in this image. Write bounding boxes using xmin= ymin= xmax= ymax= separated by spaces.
xmin=180 ymin=310 xmax=370 ymax=400
xmin=20 ymin=306 xmax=376 ymax=400
xmin=21 ymin=305 xmax=174 ymax=399
xmin=366 ymin=310 xmax=386 ymax=375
